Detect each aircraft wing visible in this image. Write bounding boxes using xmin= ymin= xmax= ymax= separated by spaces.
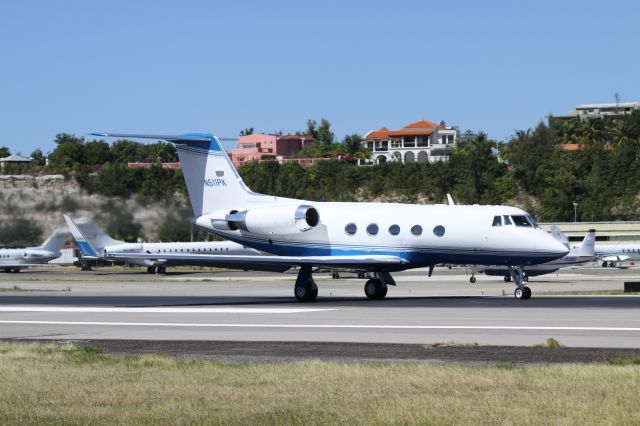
xmin=104 ymin=253 xmax=409 ymax=271
xmin=601 ymin=255 xmax=630 ymax=262
xmin=0 ymin=263 xmax=58 ymax=268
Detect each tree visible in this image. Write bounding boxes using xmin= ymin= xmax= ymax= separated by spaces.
xmin=145 ymin=142 xmax=175 ymax=163
xmin=305 ymin=120 xmax=318 ymax=140
xmin=84 ymin=140 xmax=112 ymax=166
xmin=239 ymin=128 xmax=254 ymax=136
xmin=342 ymin=134 xmax=363 ymax=156
xmin=317 ymin=119 xmax=334 ymax=144
xmin=30 ymin=149 xmax=45 ymax=166
xmin=47 ymin=133 xmax=85 ymax=169
xmin=0 ymin=147 xmax=9 ymax=158
xmin=111 ymin=139 xmax=147 ymax=164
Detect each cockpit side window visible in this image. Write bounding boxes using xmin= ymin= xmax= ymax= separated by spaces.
xmin=503 ymin=215 xmax=512 ymax=225
xmin=512 ymin=215 xmax=533 ymax=227
xmin=526 ymin=214 xmax=541 ymax=228
xmin=492 ymin=216 xmax=502 ymax=227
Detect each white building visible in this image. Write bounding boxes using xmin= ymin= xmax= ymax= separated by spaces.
xmin=362 ymin=120 xmax=456 ymax=165
xmin=551 ymin=102 xmax=640 ymax=121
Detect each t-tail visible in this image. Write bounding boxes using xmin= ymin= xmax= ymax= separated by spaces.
xmin=36 ymin=229 xmax=71 ymax=254
xmin=91 ymin=133 xmax=270 ymax=218
xmin=64 ymin=214 xmax=120 ymax=257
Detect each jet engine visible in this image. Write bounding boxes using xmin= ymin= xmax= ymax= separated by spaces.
xmin=225 ymin=204 xmax=320 ymax=236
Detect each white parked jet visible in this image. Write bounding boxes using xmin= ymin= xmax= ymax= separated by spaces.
xmin=93 ymin=132 xmax=568 ymax=301
xmin=469 ymin=227 xmax=596 ymax=282
xmin=63 ymin=215 xmax=277 ymax=274
xmin=0 ymin=229 xmax=71 ymax=272
xmin=596 ymin=243 xmax=640 ymax=268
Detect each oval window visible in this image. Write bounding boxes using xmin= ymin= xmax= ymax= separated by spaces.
xmin=388 ymin=224 xmax=400 ymax=235
xmin=411 ymin=225 xmax=423 ymax=236
xmin=433 ymin=225 xmax=446 ymax=237
xmin=345 ymin=223 xmax=357 ymax=235
xmin=366 ymin=223 xmax=379 ymax=236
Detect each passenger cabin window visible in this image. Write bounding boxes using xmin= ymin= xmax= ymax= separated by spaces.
xmin=366 ymin=224 xmax=379 ymax=236
xmin=492 ymin=216 xmax=502 ymax=227
xmin=345 ymin=223 xmax=357 ymax=235
xmin=503 ymin=215 xmax=512 ymax=225
xmin=388 ymin=224 xmax=400 ymax=235
xmin=511 ymin=215 xmax=533 ymax=227
xmin=433 ymin=225 xmax=446 ymax=237
xmin=411 ymin=225 xmax=423 ymax=236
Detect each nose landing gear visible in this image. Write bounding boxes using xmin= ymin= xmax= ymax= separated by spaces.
xmin=508 ymin=266 xmax=531 ymax=300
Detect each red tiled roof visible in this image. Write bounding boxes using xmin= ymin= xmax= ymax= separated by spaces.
xmin=403 ymin=119 xmax=443 ymax=129
xmin=365 ymin=127 xmax=390 ymax=140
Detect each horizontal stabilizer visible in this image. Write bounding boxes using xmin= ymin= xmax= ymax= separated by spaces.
xmin=90 ymin=133 xmax=213 ymax=142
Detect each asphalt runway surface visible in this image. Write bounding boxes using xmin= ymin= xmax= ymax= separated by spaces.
xmin=1 ymin=267 xmax=640 ymax=362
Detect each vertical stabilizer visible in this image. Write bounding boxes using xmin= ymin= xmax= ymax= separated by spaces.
xmin=91 ymin=133 xmax=268 ymax=217
xmin=36 ymin=229 xmax=71 ymax=254
xmin=64 ymin=215 xmax=121 ymax=255
xmin=575 ymin=229 xmax=596 ymax=257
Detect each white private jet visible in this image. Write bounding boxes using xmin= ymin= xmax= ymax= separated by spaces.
xmin=0 ymin=229 xmax=71 ymax=272
xmin=469 ymin=227 xmax=596 ymax=282
xmin=93 ymin=132 xmax=568 ymax=301
xmin=63 ymin=215 xmax=281 ymax=273
xmin=596 ymin=243 xmax=640 ymax=268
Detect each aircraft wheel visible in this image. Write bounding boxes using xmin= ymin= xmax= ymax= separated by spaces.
xmin=332 ymin=272 xmax=340 ymax=279
xmin=514 ymin=287 xmax=531 ymax=300
xmin=469 ymin=276 xmax=476 ymax=284
xmin=609 ymin=262 xmax=615 ymax=268
xmin=364 ymin=279 xmax=387 ymax=300
xmin=294 ymin=281 xmax=318 ymax=302
xmin=157 ymin=266 xmax=167 ymax=274
xmin=601 ymin=261 xmax=608 ymax=268
xmin=12 ymin=268 xmax=20 ymax=273
xmin=146 ymin=266 xmax=156 ymax=274
xmin=504 ymin=275 xmax=511 ymax=282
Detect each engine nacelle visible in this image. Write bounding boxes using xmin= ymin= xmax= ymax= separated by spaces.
xmin=226 ymin=204 xmax=320 ymax=236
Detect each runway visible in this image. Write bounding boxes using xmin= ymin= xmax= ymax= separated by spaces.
xmin=1 ymin=267 xmax=640 ymax=353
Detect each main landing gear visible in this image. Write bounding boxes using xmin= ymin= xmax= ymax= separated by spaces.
xmin=146 ymin=266 xmax=167 ymax=274
xmin=508 ymin=266 xmax=531 ymax=300
xmin=293 ymin=267 xmax=395 ymax=302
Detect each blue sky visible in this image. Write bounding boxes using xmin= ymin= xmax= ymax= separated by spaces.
xmin=1 ymin=0 xmax=638 ymax=154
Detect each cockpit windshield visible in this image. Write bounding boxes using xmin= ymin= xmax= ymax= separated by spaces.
xmin=511 ymin=215 xmax=533 ymax=227
xmin=526 ymin=214 xmax=540 ymax=228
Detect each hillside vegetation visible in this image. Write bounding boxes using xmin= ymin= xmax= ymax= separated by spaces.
xmin=1 ymin=111 xmax=639 ymax=246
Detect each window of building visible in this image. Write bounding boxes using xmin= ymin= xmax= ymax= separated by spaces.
xmin=503 ymin=215 xmax=513 ymax=225
xmin=433 ymin=225 xmax=446 ymax=237
xmin=388 ymin=224 xmax=400 ymax=235
xmin=411 ymin=225 xmax=422 ymax=236
xmin=366 ymin=224 xmax=379 ymax=236
xmin=345 ymin=223 xmax=357 ymax=235
xmin=492 ymin=216 xmax=502 ymax=227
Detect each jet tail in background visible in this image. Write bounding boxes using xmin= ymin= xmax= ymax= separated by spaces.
xmin=36 ymin=229 xmax=71 ymax=253
xmin=550 ymin=225 xmax=571 ymax=249
xmin=575 ymin=229 xmax=596 ymax=257
xmin=63 ymin=214 xmax=120 ymax=256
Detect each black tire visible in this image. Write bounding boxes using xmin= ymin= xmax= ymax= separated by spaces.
xmin=469 ymin=276 xmax=476 ymax=284
xmin=514 ymin=287 xmax=525 ymax=300
xmin=523 ymin=286 xmax=532 ymax=299
xmin=157 ymin=266 xmax=167 ymax=274
xmin=504 ymin=275 xmax=511 ymax=282
xmin=364 ymin=279 xmax=387 ymax=300
xmin=602 ymin=261 xmax=607 ymax=268
xmin=294 ymin=281 xmax=318 ymax=302
xmin=146 ymin=266 xmax=156 ymax=274
xmin=12 ymin=269 xmax=20 ymax=273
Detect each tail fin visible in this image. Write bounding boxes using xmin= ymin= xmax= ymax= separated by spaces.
xmin=36 ymin=229 xmax=71 ymax=253
xmin=550 ymin=225 xmax=570 ymax=249
xmin=64 ymin=214 xmax=121 ymax=255
xmin=91 ymin=133 xmax=266 ymax=217
xmin=575 ymin=229 xmax=596 ymax=257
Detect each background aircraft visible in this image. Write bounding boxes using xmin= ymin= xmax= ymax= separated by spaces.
xmin=93 ymin=132 xmax=568 ymax=301
xmin=63 ymin=215 xmax=283 ymax=273
xmin=469 ymin=228 xmax=596 ymax=282
xmin=596 ymin=243 xmax=640 ymax=268
xmin=0 ymin=229 xmax=71 ymax=272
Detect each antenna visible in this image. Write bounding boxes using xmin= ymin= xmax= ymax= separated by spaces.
xmin=614 ymin=92 xmax=620 ymax=115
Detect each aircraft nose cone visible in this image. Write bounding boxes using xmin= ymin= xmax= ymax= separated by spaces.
xmin=541 ymin=236 xmax=570 ymax=259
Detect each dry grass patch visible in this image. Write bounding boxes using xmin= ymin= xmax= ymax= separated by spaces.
xmin=0 ymin=342 xmax=639 ymax=425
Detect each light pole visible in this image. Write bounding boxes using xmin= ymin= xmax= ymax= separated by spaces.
xmin=573 ymin=202 xmax=578 ymax=223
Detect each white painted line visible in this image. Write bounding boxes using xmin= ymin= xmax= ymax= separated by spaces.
xmin=0 ymin=320 xmax=639 ymax=332
xmin=0 ymin=306 xmax=336 ymax=314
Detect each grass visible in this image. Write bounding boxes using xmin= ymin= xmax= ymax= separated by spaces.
xmin=0 ymin=343 xmax=639 ymax=425
xmin=533 ymin=338 xmax=563 ymax=349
